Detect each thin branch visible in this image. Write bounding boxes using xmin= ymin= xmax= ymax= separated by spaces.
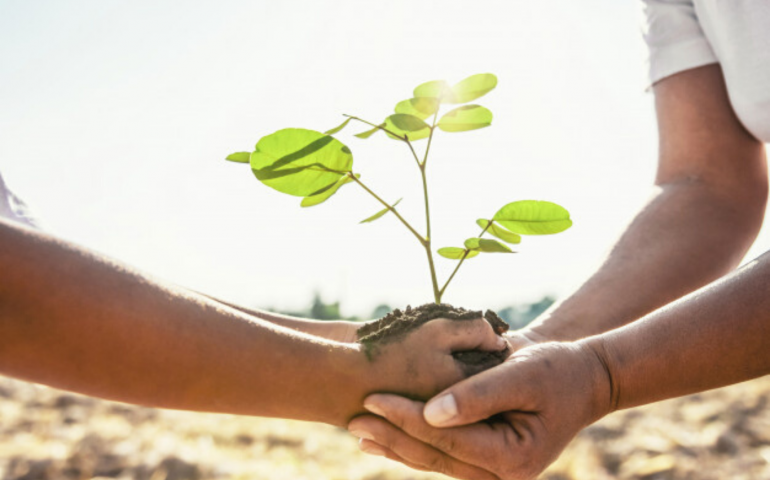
xmin=349 ymin=173 xmax=425 ymax=245
xmin=404 ymin=137 xmax=423 ymax=169
xmin=438 ymin=221 xmax=493 ymax=298
xmin=421 ymin=108 xmax=441 ymax=168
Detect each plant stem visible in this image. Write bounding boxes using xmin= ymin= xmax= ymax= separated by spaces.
xmin=438 ymin=222 xmax=492 ymax=299
xmin=346 ymin=109 xmax=441 ymax=303
xmin=348 ymin=173 xmax=425 ymax=245
xmin=420 ymin=166 xmax=441 ymax=303
xmin=420 ymin=109 xmax=442 ymax=302
xmin=404 ymin=137 xmax=422 ymax=169
xmin=421 ymin=109 xmax=440 ymax=167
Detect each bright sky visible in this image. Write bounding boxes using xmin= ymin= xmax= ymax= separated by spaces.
xmin=2 ymin=0 xmax=768 ymax=318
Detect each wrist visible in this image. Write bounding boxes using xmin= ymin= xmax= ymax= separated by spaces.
xmin=576 ymin=336 xmax=619 ymax=424
xmin=321 ymin=342 xmax=372 ymax=426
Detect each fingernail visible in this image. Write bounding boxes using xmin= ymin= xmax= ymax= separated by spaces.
xmin=359 ymin=439 xmax=386 ymax=457
xmin=496 ymin=336 xmax=507 ymax=349
xmin=364 ymin=400 xmax=386 ymax=417
xmin=424 ymin=394 xmax=458 ymax=426
xmin=349 ymin=429 xmax=375 ymax=441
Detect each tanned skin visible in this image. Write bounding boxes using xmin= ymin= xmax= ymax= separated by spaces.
xmin=348 ymin=64 xmax=770 ymax=480
xmin=0 ymin=218 xmax=506 ymax=428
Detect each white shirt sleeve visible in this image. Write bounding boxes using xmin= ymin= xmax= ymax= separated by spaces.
xmin=642 ymin=0 xmax=719 ymax=86
xmin=0 ymin=172 xmax=40 ymax=229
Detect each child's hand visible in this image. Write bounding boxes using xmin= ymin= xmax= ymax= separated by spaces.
xmin=365 ymin=316 xmax=511 ymax=402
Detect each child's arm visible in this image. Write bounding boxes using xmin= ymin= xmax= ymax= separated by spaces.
xmin=195 ymin=293 xmax=362 ymax=343
xmin=0 ymin=218 xmax=503 ymax=426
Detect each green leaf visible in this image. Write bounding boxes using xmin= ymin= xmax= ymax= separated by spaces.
xmin=300 ymin=174 xmax=359 ymax=207
xmin=394 ymin=97 xmax=440 ymax=120
xmin=384 ymin=114 xmax=431 ymax=141
xmin=250 ymin=128 xmax=353 ymax=197
xmin=479 ymin=238 xmax=513 ymax=252
xmin=225 ymin=152 xmax=251 ymax=163
xmin=465 ymin=237 xmax=513 ymax=253
xmin=438 ymin=105 xmax=493 ymax=132
xmin=463 ymin=238 xmax=481 ymax=250
xmin=493 ymin=200 xmax=572 ymax=235
xmin=449 ymin=73 xmax=498 ymax=104
xmin=413 ymin=80 xmax=457 ymax=103
xmin=324 ymin=117 xmax=353 ymax=135
xmin=354 ymin=123 xmax=384 ymax=139
xmin=476 ymin=219 xmax=522 ymax=244
xmin=360 ymin=198 xmax=403 ymax=224
xmin=437 ymin=247 xmax=480 ymax=260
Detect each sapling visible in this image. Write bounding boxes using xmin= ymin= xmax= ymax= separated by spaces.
xmin=225 ymin=73 xmax=571 ymax=366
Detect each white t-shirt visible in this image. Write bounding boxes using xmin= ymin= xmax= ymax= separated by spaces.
xmin=642 ymin=0 xmax=770 ymax=143
xmin=0 ymin=173 xmax=38 ymax=228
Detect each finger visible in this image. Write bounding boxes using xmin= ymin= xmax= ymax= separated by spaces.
xmin=423 ymin=358 xmax=537 ymax=427
xmin=358 ymin=438 xmax=429 ymax=471
xmin=351 ymin=416 xmax=499 ymax=480
xmin=426 ymin=317 xmax=508 ymax=352
xmin=361 ymin=394 xmax=513 ymax=467
xmin=503 ymin=331 xmax=539 ymax=351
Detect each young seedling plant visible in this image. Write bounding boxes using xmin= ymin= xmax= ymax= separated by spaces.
xmin=226 ymin=73 xmax=571 ymax=363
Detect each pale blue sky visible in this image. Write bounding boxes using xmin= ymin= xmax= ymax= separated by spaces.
xmin=2 ymin=1 xmax=766 ymax=317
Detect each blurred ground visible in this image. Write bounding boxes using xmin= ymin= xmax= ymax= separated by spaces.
xmin=1 ymin=375 xmax=769 ymax=480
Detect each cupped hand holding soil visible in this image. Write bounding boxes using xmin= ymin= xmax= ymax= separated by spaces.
xmin=358 ymin=304 xmax=512 ymax=382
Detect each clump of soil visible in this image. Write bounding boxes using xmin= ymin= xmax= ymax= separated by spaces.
xmin=357 ymin=303 xmax=511 ymax=376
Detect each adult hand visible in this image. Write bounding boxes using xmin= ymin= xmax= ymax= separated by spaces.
xmin=349 ymin=341 xmax=613 ymax=480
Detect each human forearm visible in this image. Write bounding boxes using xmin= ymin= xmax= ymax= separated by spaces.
xmin=348 ymin=64 xmax=770 ymax=480
xmin=524 ymin=181 xmax=763 ymax=342
xmin=583 ymin=249 xmax=770 ymax=411
xmin=0 ymin=220 xmax=485 ymax=427
xmin=0 ymin=220 xmax=379 ymax=425
xmin=354 ymin=255 xmax=770 ymax=478
xmin=196 ymin=293 xmax=360 ymax=343
xmin=524 ymin=66 xmax=766 ymax=344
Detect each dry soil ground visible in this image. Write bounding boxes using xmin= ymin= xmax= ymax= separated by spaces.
xmin=1 ymin=375 xmax=770 ymax=480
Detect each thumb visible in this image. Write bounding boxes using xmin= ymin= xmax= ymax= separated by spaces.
xmin=424 ymin=359 xmax=532 ymax=427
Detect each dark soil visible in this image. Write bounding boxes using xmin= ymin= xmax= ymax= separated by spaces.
xmin=357 ymin=303 xmax=511 ymax=376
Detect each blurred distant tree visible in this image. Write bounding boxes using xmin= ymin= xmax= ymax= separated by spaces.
xmin=268 ymin=293 xmax=361 ymax=321
xmin=370 ymin=304 xmax=393 ymax=320
xmin=497 ymin=295 xmax=555 ymax=330
xmin=266 ymin=295 xmax=555 ymax=326
xmin=310 ymin=293 xmax=341 ymax=320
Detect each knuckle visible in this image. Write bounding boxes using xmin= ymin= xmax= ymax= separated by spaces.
xmin=424 ymin=453 xmax=450 ymax=474
xmin=464 ymin=318 xmax=488 ymax=336
xmin=363 ymin=421 xmax=399 ymax=451
xmin=387 ymin=411 xmax=408 ymax=431
xmin=428 ymin=431 xmax=458 ymax=454
xmin=377 ymin=433 xmax=400 ymax=453
xmin=377 ymin=428 xmax=416 ymax=457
